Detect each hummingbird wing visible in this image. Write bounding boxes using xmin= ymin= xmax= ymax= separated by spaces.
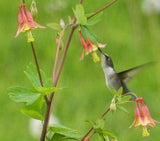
xmin=118 ymin=62 xmax=154 ymax=84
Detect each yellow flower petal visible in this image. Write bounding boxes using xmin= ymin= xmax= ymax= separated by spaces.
xmin=23 ymin=24 xmax=31 ymax=32
xmin=27 ymin=31 xmax=34 ymax=42
xmin=92 ymin=44 xmax=98 ymax=52
xmin=142 ymin=126 xmax=150 ymax=137
xmin=92 ymin=51 xmax=100 ymax=63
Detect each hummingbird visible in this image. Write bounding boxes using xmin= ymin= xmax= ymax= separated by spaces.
xmin=98 ymin=48 xmax=152 ymax=100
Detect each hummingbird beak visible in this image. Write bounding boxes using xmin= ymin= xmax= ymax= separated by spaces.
xmin=98 ymin=48 xmax=108 ymax=57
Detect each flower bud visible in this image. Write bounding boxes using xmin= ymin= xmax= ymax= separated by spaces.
xmin=60 ymin=19 xmax=65 ymax=29
xmin=110 ymin=97 xmax=116 ymax=112
xmin=68 ymin=16 xmax=72 ymax=24
xmin=31 ymin=0 xmax=38 ymax=19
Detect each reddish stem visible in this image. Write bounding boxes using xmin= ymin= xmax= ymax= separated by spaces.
xmin=53 ymin=24 xmax=72 ymax=82
xmin=40 ymin=18 xmax=77 ymax=141
xmin=30 ymin=42 xmax=49 ymax=104
xmin=40 ymin=0 xmax=117 ymax=140
xmin=87 ymin=0 xmax=118 ymax=20
xmin=81 ymin=108 xmax=110 ymax=141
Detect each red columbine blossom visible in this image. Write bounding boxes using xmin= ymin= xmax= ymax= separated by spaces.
xmin=78 ymin=29 xmax=106 ymax=63
xmin=130 ymin=98 xmax=159 ymax=137
xmin=15 ymin=4 xmax=45 ymax=42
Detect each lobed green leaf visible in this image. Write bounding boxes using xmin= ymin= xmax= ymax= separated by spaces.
xmin=21 ymin=95 xmax=46 ymax=120
xmin=73 ymin=4 xmax=87 ymax=25
xmin=102 ymin=130 xmax=117 ymax=139
xmin=93 ymin=118 xmax=105 ymax=131
xmin=39 ymin=87 xmax=59 ymax=96
xmin=49 ymin=124 xmax=82 ymax=140
xmin=24 ymin=64 xmax=51 ymax=90
xmin=8 ymin=86 xmax=41 ymax=105
xmin=21 ymin=109 xmax=44 ymax=120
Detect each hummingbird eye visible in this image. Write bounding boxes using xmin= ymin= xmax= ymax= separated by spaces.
xmin=105 ymin=56 xmax=113 ymax=67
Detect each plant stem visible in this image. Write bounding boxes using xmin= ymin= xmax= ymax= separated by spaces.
xmin=81 ymin=107 xmax=110 ymax=141
xmin=86 ymin=130 xmax=96 ymax=140
xmin=40 ymin=0 xmax=117 ymax=140
xmin=40 ymin=18 xmax=77 ymax=141
xmin=54 ymin=20 xmax=76 ymax=84
xmin=52 ymin=24 xmax=72 ymax=82
xmin=30 ymin=42 xmax=49 ymax=104
xmin=87 ymin=0 xmax=118 ymax=20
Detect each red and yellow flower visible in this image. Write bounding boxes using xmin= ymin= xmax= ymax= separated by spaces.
xmin=130 ymin=98 xmax=159 ymax=137
xmin=15 ymin=4 xmax=45 ymax=42
xmin=78 ymin=29 xmax=106 ymax=63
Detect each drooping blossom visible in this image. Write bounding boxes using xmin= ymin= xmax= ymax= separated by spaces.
xmin=130 ymin=98 xmax=159 ymax=137
xmin=78 ymin=29 xmax=106 ymax=63
xmin=15 ymin=4 xmax=45 ymax=42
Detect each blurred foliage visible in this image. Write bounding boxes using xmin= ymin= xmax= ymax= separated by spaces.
xmin=1 ymin=0 xmax=160 ymax=141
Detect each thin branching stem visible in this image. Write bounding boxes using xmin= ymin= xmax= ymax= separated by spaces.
xmin=30 ymin=42 xmax=49 ymax=104
xmin=53 ymin=24 xmax=72 ymax=82
xmin=87 ymin=0 xmax=118 ymax=20
xmin=81 ymin=107 xmax=110 ymax=141
xmin=40 ymin=18 xmax=77 ymax=141
xmin=73 ymin=0 xmax=118 ymax=35
xmin=40 ymin=0 xmax=118 ymax=140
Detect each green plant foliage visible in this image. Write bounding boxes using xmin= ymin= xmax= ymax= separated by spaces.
xmin=39 ymin=87 xmax=59 ymax=96
xmin=24 ymin=64 xmax=48 ymax=90
xmin=48 ymin=124 xmax=82 ymax=141
xmin=7 ymin=64 xmax=59 ymax=120
xmin=80 ymin=25 xmax=98 ymax=44
xmin=21 ymin=95 xmax=46 ymax=120
xmin=87 ymin=118 xmax=118 ymax=141
xmin=8 ymin=87 xmax=41 ymax=105
xmin=21 ymin=109 xmax=44 ymax=120
xmin=93 ymin=118 xmax=105 ymax=131
xmin=73 ymin=4 xmax=87 ymax=25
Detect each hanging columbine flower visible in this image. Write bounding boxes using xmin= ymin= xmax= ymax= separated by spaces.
xmin=78 ymin=29 xmax=106 ymax=63
xmin=130 ymin=98 xmax=159 ymax=137
xmin=15 ymin=4 xmax=45 ymax=42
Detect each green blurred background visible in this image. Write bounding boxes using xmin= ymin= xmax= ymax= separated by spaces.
xmin=1 ymin=0 xmax=160 ymax=140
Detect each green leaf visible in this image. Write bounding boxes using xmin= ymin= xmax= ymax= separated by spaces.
xmin=80 ymin=25 xmax=98 ymax=44
xmin=49 ymin=133 xmax=65 ymax=141
xmin=73 ymin=4 xmax=87 ymax=25
xmin=93 ymin=118 xmax=105 ymax=131
xmin=102 ymin=130 xmax=117 ymax=139
xmin=49 ymin=124 xmax=82 ymax=140
xmin=117 ymin=87 xmax=123 ymax=96
xmin=47 ymin=23 xmax=61 ymax=31
xmin=103 ymin=135 xmax=110 ymax=141
xmin=86 ymin=12 xmax=103 ymax=26
xmin=21 ymin=95 xmax=46 ymax=120
xmin=24 ymin=64 xmax=41 ymax=90
xmin=39 ymin=87 xmax=59 ymax=96
xmin=97 ymin=134 xmax=104 ymax=141
xmin=8 ymin=86 xmax=41 ymax=105
xmin=21 ymin=109 xmax=43 ymax=120
xmin=120 ymin=95 xmax=131 ymax=102
xmin=85 ymin=119 xmax=94 ymax=126
xmin=24 ymin=64 xmax=50 ymax=90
